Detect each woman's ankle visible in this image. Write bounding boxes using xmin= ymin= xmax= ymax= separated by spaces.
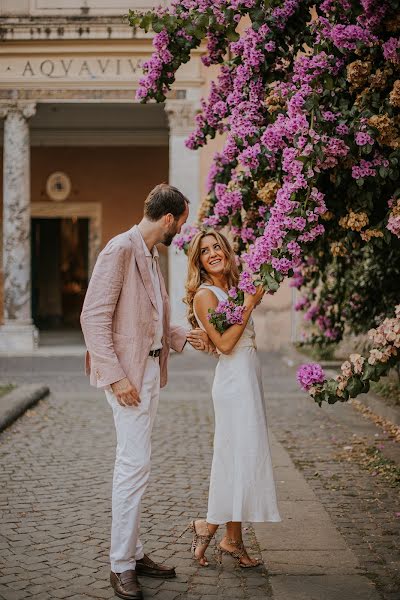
xmin=221 ymin=535 xmax=243 ymax=547
xmin=194 ymin=520 xmax=218 ymax=536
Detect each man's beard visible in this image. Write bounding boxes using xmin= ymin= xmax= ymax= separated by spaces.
xmin=162 ymin=223 xmax=178 ymax=246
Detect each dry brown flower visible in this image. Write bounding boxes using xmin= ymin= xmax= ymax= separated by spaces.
xmin=256 ymin=178 xmax=267 ymax=189
xmin=346 ymin=60 xmax=372 ymax=89
xmin=369 ymin=68 xmax=389 ymax=89
xmin=197 ymin=195 xmax=213 ymax=222
xmin=339 ymin=210 xmax=369 ymax=231
xmin=330 ymin=241 xmax=347 ymax=257
xmin=321 ymin=210 xmax=334 ymax=221
xmin=264 ymin=89 xmax=285 ymax=114
xmin=360 ymin=229 xmax=384 ymax=242
xmin=257 ymin=180 xmax=280 ymax=204
xmin=368 ymin=114 xmax=400 ymax=148
xmin=389 ymin=80 xmax=400 ymax=108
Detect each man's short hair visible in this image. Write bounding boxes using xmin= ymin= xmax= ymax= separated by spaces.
xmin=144 ymin=183 xmax=189 ymax=221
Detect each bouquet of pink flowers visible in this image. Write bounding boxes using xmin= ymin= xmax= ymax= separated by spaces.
xmin=207 ymin=288 xmax=246 ymax=334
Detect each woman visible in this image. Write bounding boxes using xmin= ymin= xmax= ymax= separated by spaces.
xmin=183 ymin=229 xmax=281 ymax=568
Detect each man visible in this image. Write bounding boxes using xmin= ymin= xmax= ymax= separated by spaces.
xmin=81 ymin=184 xmax=208 ymax=600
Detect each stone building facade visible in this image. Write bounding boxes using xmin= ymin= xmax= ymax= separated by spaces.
xmin=0 ymin=0 xmax=294 ymax=352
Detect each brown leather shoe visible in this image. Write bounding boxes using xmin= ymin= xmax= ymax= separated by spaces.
xmin=135 ymin=554 xmax=176 ymax=579
xmin=110 ymin=570 xmax=143 ymax=600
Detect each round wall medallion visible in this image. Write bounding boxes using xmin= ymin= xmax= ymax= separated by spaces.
xmin=46 ymin=171 xmax=71 ymax=202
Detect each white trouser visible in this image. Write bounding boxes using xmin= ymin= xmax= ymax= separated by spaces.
xmin=105 ymin=356 xmax=160 ymax=573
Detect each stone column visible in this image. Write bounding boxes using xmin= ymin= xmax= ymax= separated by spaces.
xmin=0 ymin=102 xmax=38 ymax=352
xmin=165 ymin=100 xmax=200 ymax=325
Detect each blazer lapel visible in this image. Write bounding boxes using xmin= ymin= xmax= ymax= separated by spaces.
xmin=130 ymin=226 xmax=158 ymax=311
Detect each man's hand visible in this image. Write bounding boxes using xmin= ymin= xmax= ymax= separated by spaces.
xmin=111 ymin=377 xmax=140 ymax=407
xmin=187 ymin=329 xmax=217 ymax=355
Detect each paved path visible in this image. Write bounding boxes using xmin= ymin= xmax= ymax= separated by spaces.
xmin=0 ymin=349 xmax=399 ymax=600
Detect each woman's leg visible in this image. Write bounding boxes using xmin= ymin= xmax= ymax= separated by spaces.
xmin=220 ymin=522 xmax=260 ymax=566
xmin=192 ymin=521 xmax=219 ymax=566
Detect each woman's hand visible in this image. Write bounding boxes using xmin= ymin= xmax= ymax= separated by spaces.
xmin=187 ymin=328 xmax=216 ymax=354
xmin=244 ymin=284 xmax=265 ymax=309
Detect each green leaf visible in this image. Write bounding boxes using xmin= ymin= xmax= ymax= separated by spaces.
xmin=361 ymin=362 xmax=375 ymax=381
xmin=249 ymin=7 xmax=265 ymax=23
xmin=194 ymin=26 xmax=207 ymax=39
xmin=226 ymin=28 xmax=240 ymax=42
xmin=325 ymin=76 xmax=334 ymax=91
xmin=260 ymin=263 xmax=272 ymax=276
xmin=140 ymin=14 xmax=152 ymax=32
xmin=384 ymin=228 xmax=392 ymax=243
xmin=264 ymin=272 xmax=280 ymax=292
xmin=196 ymin=13 xmax=209 ymax=28
xmin=346 ymin=376 xmax=364 ymax=398
xmin=152 ymin=20 xmax=164 ymax=33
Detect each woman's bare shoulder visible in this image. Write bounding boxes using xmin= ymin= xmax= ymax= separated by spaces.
xmin=194 ymin=287 xmax=218 ymax=308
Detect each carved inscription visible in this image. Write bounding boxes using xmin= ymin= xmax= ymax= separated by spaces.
xmin=6 ymin=57 xmax=146 ymax=80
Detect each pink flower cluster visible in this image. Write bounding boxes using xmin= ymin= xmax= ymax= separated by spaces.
xmin=208 ymin=298 xmax=246 ymax=326
xmin=213 ymin=183 xmax=243 ymax=217
xmin=351 ymin=154 xmax=389 ymax=180
xmin=238 ymin=271 xmax=257 ymax=294
xmin=355 ymin=131 xmax=374 ymax=146
xmin=383 ymin=37 xmax=400 ymax=65
xmin=387 ymin=198 xmax=400 ymax=239
xmin=173 ymin=224 xmax=199 ymax=251
xmin=317 ymin=18 xmax=378 ymax=50
xmin=368 ymin=305 xmax=400 ymax=352
xmin=296 ymin=363 xmax=326 ymax=391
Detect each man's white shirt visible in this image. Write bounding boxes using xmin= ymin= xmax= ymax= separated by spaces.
xmin=138 ymin=229 xmax=164 ymax=351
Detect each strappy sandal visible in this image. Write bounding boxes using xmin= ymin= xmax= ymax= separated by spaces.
xmin=178 ymin=519 xmax=215 ymax=567
xmin=215 ymin=537 xmax=263 ymax=568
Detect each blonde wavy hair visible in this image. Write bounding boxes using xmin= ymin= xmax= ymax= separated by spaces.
xmin=184 ymin=229 xmax=239 ymax=328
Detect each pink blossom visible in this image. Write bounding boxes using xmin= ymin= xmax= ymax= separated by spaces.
xmin=297 ymin=363 xmax=326 ymax=390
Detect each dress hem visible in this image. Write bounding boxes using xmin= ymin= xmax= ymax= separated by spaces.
xmin=206 ymin=516 xmax=282 ymax=525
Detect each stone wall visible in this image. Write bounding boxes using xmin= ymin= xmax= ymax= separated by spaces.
xmin=253 ymin=279 xmax=293 ymax=352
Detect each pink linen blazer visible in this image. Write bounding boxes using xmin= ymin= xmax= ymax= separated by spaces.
xmin=80 ymin=225 xmax=187 ymax=392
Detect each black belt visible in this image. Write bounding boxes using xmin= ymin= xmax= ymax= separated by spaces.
xmin=149 ymin=348 xmax=161 ymax=358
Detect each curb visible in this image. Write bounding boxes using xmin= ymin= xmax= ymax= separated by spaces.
xmin=0 ymin=384 xmax=50 ymax=433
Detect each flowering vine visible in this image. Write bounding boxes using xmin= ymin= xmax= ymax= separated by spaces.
xmin=298 ymin=305 xmax=400 ymax=405
xmin=127 ymin=0 xmax=400 ymax=401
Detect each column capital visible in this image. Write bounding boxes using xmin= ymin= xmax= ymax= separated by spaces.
xmin=164 ymin=100 xmax=200 ymax=136
xmin=0 ymin=101 xmax=36 ymax=120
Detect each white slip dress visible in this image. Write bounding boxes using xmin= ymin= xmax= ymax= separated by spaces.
xmin=194 ymin=284 xmax=281 ymax=524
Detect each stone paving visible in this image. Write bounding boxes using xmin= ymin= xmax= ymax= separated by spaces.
xmin=0 ymin=349 xmax=399 ymax=600
xmin=0 ymin=352 xmax=270 ymax=600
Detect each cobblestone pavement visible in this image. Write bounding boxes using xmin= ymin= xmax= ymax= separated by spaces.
xmin=0 ymin=352 xmax=270 ymax=600
xmin=0 ymin=350 xmax=399 ymax=600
